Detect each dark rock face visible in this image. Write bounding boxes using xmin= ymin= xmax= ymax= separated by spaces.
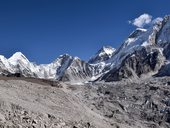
xmin=162 ymin=42 xmax=170 ymax=59
xmin=55 ymin=54 xmax=73 ymax=77
xmin=156 ymin=63 xmax=170 ymax=76
xmin=53 ymin=54 xmax=94 ymax=82
xmin=88 ymin=54 xmax=110 ymax=64
xmin=6 ymin=73 xmax=22 ymax=77
xmin=59 ymin=58 xmax=93 ymax=82
xmin=102 ymin=48 xmax=164 ymax=82
xmin=156 ymin=16 xmax=170 ymax=60
xmin=0 ymin=69 xmax=9 ymax=76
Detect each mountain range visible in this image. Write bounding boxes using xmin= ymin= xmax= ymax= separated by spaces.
xmin=1 ymin=15 xmax=170 ymax=83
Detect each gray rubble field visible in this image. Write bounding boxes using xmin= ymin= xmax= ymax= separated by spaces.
xmin=0 ymin=76 xmax=170 ymax=128
xmin=0 ymin=77 xmax=111 ymax=128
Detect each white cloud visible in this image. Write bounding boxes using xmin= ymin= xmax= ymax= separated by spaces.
xmin=130 ymin=13 xmax=153 ymax=28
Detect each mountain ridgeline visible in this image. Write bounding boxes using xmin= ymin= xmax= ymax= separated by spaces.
xmin=1 ymin=15 xmax=170 ymax=83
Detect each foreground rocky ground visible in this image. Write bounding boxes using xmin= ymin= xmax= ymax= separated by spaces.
xmin=0 ymin=76 xmax=170 ymax=128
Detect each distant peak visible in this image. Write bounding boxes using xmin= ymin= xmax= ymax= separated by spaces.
xmin=100 ymin=46 xmax=111 ymax=50
xmin=73 ymin=56 xmax=81 ymax=61
xmin=12 ymin=52 xmax=24 ymax=57
xmin=8 ymin=52 xmax=29 ymax=65
xmin=88 ymin=46 xmax=116 ymax=64
xmin=10 ymin=52 xmax=28 ymax=60
xmin=52 ymin=54 xmax=73 ymax=63
xmin=99 ymin=46 xmax=116 ymax=56
xmin=101 ymin=45 xmax=114 ymax=49
xmin=59 ymin=54 xmax=73 ymax=58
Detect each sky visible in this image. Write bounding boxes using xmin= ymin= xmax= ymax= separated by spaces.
xmin=0 ymin=0 xmax=170 ymax=64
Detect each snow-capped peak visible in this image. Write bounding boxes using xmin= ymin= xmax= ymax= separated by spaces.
xmin=100 ymin=46 xmax=116 ymax=56
xmin=74 ymin=56 xmax=80 ymax=60
xmin=88 ymin=46 xmax=116 ymax=64
xmin=59 ymin=53 xmax=71 ymax=58
xmin=8 ymin=52 xmax=30 ymax=65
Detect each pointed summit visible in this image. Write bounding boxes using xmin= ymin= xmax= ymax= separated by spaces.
xmin=99 ymin=46 xmax=116 ymax=56
xmin=88 ymin=46 xmax=116 ymax=64
xmin=59 ymin=54 xmax=73 ymax=58
xmin=8 ymin=52 xmax=29 ymax=65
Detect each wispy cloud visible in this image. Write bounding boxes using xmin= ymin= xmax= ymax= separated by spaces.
xmin=129 ymin=13 xmax=152 ymax=28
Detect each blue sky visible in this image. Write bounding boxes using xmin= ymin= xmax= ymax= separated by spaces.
xmin=0 ymin=0 xmax=170 ymax=64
